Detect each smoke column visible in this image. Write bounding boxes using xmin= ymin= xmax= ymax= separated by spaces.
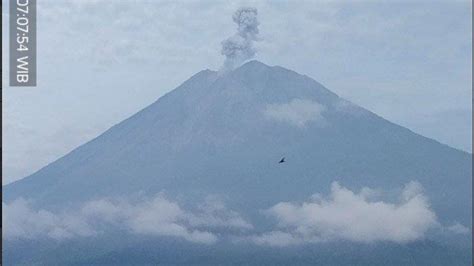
xmin=221 ymin=7 xmax=260 ymax=71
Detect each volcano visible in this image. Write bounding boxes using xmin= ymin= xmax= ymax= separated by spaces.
xmin=3 ymin=61 xmax=471 ymax=264
xmin=4 ymin=60 xmax=471 ymax=223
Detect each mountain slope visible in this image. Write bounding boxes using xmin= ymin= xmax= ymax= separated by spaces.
xmin=4 ymin=61 xmax=471 ymax=226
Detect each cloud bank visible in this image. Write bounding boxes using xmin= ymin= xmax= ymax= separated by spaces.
xmin=221 ymin=7 xmax=260 ymax=71
xmin=4 ymin=182 xmax=466 ymax=246
xmin=251 ymin=181 xmax=438 ymax=246
xmin=2 ymin=198 xmax=96 ymax=240
xmin=264 ymin=99 xmax=326 ymax=127
xmin=3 ymin=195 xmax=251 ymax=244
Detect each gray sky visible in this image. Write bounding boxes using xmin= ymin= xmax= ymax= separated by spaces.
xmin=2 ymin=0 xmax=472 ymax=184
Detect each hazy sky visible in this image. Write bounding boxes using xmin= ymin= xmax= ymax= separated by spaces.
xmin=2 ymin=0 xmax=472 ymax=184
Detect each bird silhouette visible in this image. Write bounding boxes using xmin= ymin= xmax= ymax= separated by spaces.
xmin=278 ymin=157 xmax=285 ymax=164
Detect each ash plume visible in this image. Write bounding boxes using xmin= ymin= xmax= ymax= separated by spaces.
xmin=221 ymin=7 xmax=260 ymax=71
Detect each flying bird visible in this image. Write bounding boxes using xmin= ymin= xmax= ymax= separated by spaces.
xmin=279 ymin=157 xmax=285 ymax=164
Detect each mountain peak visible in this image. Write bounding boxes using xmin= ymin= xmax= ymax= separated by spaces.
xmin=239 ymin=60 xmax=271 ymax=69
xmin=232 ymin=60 xmax=277 ymax=75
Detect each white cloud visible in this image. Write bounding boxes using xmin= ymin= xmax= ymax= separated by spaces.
xmin=249 ymin=231 xmax=301 ymax=247
xmin=122 ymin=196 xmax=218 ymax=244
xmin=186 ymin=196 xmax=253 ymax=230
xmin=251 ymin=181 xmax=438 ymax=246
xmin=3 ymin=194 xmax=251 ymax=244
xmin=264 ymin=99 xmax=326 ymax=127
xmin=2 ymin=199 xmax=95 ymax=240
xmin=446 ymin=222 xmax=470 ymax=235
